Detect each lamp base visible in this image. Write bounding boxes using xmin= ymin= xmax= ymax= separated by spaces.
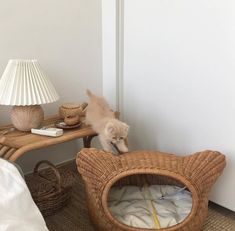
xmin=11 ymin=105 xmax=44 ymax=131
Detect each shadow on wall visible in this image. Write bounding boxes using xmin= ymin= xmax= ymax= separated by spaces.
xmin=16 ymin=140 xmax=80 ymax=174
xmin=126 ymin=112 xmax=192 ymax=155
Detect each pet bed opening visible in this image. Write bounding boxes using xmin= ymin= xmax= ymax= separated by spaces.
xmin=105 ymin=173 xmax=195 ymax=230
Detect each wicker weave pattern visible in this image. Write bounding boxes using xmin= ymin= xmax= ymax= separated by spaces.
xmin=76 ymin=148 xmax=226 ymax=231
xmin=27 ymin=160 xmax=73 ymax=217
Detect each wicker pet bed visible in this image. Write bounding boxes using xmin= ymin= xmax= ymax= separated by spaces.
xmin=76 ymin=148 xmax=226 ymax=231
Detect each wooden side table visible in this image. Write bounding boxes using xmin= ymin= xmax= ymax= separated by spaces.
xmin=0 ymin=115 xmax=97 ymax=162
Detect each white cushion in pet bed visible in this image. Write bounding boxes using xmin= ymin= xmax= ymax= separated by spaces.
xmin=108 ymin=185 xmax=192 ymax=229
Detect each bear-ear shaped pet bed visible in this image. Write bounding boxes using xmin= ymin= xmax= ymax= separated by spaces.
xmin=76 ymin=148 xmax=226 ymax=231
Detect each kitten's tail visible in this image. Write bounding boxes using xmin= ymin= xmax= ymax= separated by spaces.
xmin=86 ymin=89 xmax=93 ymax=98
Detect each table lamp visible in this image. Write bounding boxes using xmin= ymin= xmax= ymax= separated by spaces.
xmin=0 ymin=59 xmax=59 ymax=131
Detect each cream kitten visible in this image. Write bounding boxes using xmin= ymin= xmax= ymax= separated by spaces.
xmin=86 ymin=90 xmax=129 ymax=153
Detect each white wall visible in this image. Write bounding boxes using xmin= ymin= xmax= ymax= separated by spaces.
xmin=102 ymin=0 xmax=118 ymax=110
xmin=0 ymin=0 xmax=102 ymax=172
xmin=122 ymin=0 xmax=235 ymax=211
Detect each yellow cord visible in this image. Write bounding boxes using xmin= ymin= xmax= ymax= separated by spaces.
xmin=144 ymin=183 xmax=161 ymax=229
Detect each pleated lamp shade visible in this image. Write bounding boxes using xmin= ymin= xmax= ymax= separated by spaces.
xmin=0 ymin=59 xmax=59 ymax=106
xmin=0 ymin=60 xmax=59 ymax=131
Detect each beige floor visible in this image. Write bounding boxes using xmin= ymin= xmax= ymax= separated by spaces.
xmin=26 ymin=161 xmax=235 ymax=231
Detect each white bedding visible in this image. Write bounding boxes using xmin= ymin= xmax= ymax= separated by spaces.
xmin=108 ymin=185 xmax=192 ymax=229
xmin=0 ymin=158 xmax=48 ymax=231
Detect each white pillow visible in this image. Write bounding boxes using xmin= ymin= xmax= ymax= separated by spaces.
xmin=0 ymin=158 xmax=48 ymax=231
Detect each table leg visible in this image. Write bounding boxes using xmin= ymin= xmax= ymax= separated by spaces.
xmin=83 ymin=135 xmax=97 ymax=148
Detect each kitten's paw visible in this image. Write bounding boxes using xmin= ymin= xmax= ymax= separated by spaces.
xmin=103 ymin=146 xmax=113 ymax=153
xmin=118 ymin=145 xmax=128 ymax=153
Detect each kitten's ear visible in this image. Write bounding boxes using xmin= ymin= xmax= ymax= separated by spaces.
xmin=86 ymin=89 xmax=93 ymax=98
xmin=105 ymin=122 xmax=115 ymax=135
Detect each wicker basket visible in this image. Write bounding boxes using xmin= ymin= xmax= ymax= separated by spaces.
xmin=27 ymin=160 xmax=73 ymax=217
xmin=59 ymin=103 xmax=81 ymax=118
xmin=76 ymin=148 xmax=226 ymax=231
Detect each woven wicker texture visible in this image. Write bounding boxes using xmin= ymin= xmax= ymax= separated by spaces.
xmin=24 ymin=161 xmax=235 ymax=231
xmin=26 ymin=160 xmax=75 ymax=217
xmin=77 ymin=148 xmax=226 ymax=231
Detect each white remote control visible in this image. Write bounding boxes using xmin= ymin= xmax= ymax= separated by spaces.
xmin=31 ymin=127 xmax=63 ymax=137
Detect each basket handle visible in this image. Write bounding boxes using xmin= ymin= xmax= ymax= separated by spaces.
xmin=34 ymin=160 xmax=62 ymax=192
